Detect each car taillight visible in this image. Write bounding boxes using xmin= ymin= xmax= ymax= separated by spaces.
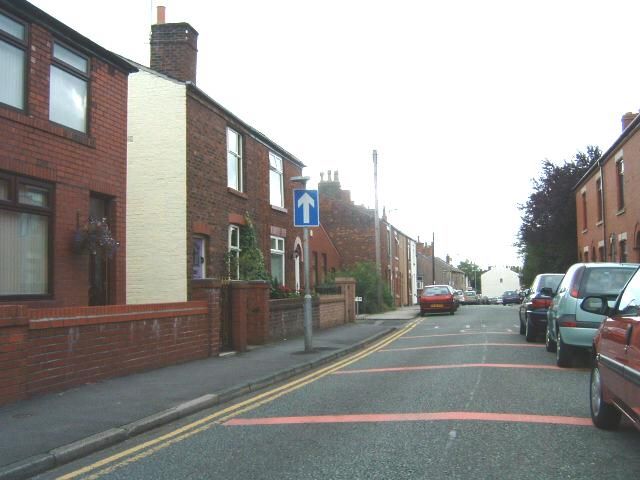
xmin=531 ymin=298 xmax=551 ymax=309
xmin=559 ymin=314 xmax=577 ymax=327
xmin=569 ymin=266 xmax=585 ymax=298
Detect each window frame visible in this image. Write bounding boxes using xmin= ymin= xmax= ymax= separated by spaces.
xmin=228 ymin=225 xmax=241 ymax=280
xmin=269 ymin=152 xmax=284 ymax=208
xmin=227 ymin=127 xmax=243 ymax=192
xmin=596 ymin=177 xmax=603 ymax=222
xmin=270 ymin=235 xmax=285 ymax=286
xmin=0 ymin=172 xmax=54 ymax=299
xmin=192 ymin=235 xmax=207 ymax=280
xmin=616 ymin=158 xmax=625 ymax=211
xmin=581 ymin=191 xmax=587 ymax=230
xmin=49 ymin=40 xmax=90 ymax=133
xmin=0 ymin=9 xmax=28 ymax=112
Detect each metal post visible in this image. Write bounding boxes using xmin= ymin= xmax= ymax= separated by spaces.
xmin=291 ymin=175 xmax=313 ymax=353
xmin=373 ymin=150 xmax=382 ymax=307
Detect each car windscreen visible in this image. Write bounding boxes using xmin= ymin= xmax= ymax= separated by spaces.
xmin=423 ymin=287 xmax=450 ymax=296
xmin=503 ymin=291 xmax=517 ymax=296
xmin=580 ymin=267 xmax=637 ymax=297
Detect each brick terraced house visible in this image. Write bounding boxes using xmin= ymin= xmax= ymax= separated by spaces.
xmin=0 ymin=0 xmax=137 ymax=307
xmin=318 ymin=171 xmax=417 ymax=306
xmin=575 ymin=112 xmax=640 ymax=263
xmin=126 ymin=9 xmax=306 ymax=303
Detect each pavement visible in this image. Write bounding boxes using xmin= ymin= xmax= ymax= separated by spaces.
xmin=0 ymin=306 xmax=419 ymax=480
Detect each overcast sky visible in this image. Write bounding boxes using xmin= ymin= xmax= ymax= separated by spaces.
xmin=30 ymin=0 xmax=640 ymax=269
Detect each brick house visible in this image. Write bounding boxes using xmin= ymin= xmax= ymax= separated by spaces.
xmin=126 ymin=10 xmax=306 ymax=303
xmin=575 ymin=112 xmax=640 ymax=263
xmin=416 ymin=242 xmax=466 ymax=291
xmin=307 ymin=225 xmax=342 ymax=290
xmin=0 ymin=0 xmax=136 ymax=308
xmin=318 ymin=171 xmax=418 ymax=305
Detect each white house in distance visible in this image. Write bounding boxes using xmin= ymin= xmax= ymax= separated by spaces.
xmin=481 ymin=267 xmax=521 ymax=298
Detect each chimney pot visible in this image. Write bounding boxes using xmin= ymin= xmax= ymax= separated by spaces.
xmin=156 ymin=6 xmax=166 ymax=24
xmin=327 ymin=170 xmax=332 ymax=182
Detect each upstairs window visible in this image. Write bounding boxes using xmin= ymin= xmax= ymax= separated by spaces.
xmin=227 ymin=128 xmax=243 ymax=191
xmin=50 ymin=42 xmax=89 ymax=132
xmin=0 ymin=11 xmax=26 ymax=110
xmin=596 ymin=178 xmax=603 ymax=222
xmin=269 ymin=152 xmax=284 ymax=207
xmin=616 ymin=158 xmax=625 ymax=211
xmin=581 ymin=191 xmax=587 ymax=230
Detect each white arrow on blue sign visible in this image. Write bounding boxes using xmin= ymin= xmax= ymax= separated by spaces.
xmin=293 ymin=189 xmax=320 ymax=227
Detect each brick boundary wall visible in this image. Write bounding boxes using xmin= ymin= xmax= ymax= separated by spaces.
xmin=0 ymin=301 xmax=215 ymax=406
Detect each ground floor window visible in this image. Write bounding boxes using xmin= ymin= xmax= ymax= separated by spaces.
xmin=192 ymin=235 xmax=207 ymax=279
xmin=228 ymin=225 xmax=240 ymax=280
xmin=0 ymin=173 xmax=52 ymax=296
xmin=270 ymin=235 xmax=285 ymax=285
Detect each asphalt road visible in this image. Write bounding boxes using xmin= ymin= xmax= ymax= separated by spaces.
xmin=37 ymin=305 xmax=640 ymax=479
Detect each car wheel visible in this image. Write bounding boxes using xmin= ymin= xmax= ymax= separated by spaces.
xmin=590 ymin=364 xmax=621 ymax=429
xmin=545 ymin=325 xmax=556 ymax=352
xmin=450 ymin=310 xmax=455 ymax=315
xmin=519 ymin=319 xmax=525 ymax=335
xmin=525 ymin=316 xmax=536 ymax=342
xmin=556 ymin=330 xmax=572 ymax=367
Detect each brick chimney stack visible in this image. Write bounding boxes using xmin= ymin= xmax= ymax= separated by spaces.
xmin=150 ymin=6 xmax=199 ymax=84
xmin=622 ymin=111 xmax=638 ymax=131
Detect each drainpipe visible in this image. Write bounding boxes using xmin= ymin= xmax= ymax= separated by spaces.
xmin=599 ymin=159 xmax=606 ymax=261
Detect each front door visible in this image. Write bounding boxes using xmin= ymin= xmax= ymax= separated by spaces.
xmin=88 ymin=195 xmax=110 ymax=306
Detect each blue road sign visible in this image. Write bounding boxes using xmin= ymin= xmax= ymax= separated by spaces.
xmin=293 ymin=189 xmax=320 ymax=227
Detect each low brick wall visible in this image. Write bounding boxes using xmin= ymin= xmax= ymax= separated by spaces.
xmin=268 ymin=298 xmax=320 ymax=342
xmin=0 ymin=301 xmax=214 ymax=406
xmin=318 ymin=295 xmax=346 ymax=329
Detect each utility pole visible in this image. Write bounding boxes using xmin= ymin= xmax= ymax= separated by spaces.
xmin=373 ymin=150 xmax=382 ymax=307
xmin=432 ymin=231 xmax=435 ymax=284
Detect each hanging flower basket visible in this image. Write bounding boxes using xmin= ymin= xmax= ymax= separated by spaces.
xmin=72 ymin=217 xmax=120 ymax=257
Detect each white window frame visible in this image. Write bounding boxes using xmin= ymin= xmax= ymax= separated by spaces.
xmin=0 ymin=10 xmax=27 ymax=110
xmin=269 ymin=152 xmax=284 ymax=207
xmin=192 ymin=235 xmax=206 ymax=279
xmin=228 ymin=225 xmax=241 ymax=280
xmin=270 ymin=235 xmax=285 ymax=286
xmin=227 ymin=127 xmax=243 ymax=191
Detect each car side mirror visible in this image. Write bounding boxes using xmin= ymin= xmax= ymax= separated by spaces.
xmin=580 ymin=296 xmax=610 ymax=316
xmin=540 ymin=287 xmax=553 ymax=296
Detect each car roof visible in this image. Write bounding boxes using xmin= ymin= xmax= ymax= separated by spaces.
xmin=572 ymin=262 xmax=640 ymax=269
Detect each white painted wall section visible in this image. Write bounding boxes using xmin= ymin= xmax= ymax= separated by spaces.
xmin=126 ymin=70 xmax=187 ymax=304
xmin=481 ymin=267 xmax=521 ymax=298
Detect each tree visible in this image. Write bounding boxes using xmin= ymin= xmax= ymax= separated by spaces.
xmin=457 ymin=259 xmax=484 ymax=291
xmin=334 ymin=262 xmax=393 ymax=313
xmin=516 ymin=146 xmax=601 ymax=286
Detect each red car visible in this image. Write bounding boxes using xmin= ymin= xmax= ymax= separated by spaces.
xmin=582 ymin=266 xmax=640 ymax=431
xmin=419 ymin=285 xmax=458 ymax=316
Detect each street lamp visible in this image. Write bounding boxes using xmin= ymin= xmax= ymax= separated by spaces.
xmin=290 ymin=176 xmax=313 ymax=352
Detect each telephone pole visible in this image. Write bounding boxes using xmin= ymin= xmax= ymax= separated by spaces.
xmin=373 ymin=150 xmax=382 ymax=307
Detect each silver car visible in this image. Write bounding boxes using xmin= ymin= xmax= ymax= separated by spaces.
xmin=546 ymin=262 xmax=639 ymax=367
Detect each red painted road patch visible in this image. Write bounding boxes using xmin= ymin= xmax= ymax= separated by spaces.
xmin=225 ymin=412 xmax=592 ymax=427
xmin=381 ymin=343 xmax=546 ymax=352
xmin=333 ymin=363 xmax=572 ymax=375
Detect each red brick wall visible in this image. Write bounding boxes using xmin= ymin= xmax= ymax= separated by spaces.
xmin=0 ymin=301 xmax=214 ymax=406
xmin=185 ymin=92 xmax=303 ymax=292
xmin=0 ymin=19 xmax=130 ymax=307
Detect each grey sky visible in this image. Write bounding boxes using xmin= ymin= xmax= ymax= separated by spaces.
xmin=30 ymin=0 xmax=640 ymax=268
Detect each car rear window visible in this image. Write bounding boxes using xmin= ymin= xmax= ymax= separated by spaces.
xmin=538 ymin=275 xmax=562 ymax=291
xmin=580 ymin=267 xmax=637 ymax=297
xmin=423 ymin=286 xmax=450 ymax=296
xmin=503 ymin=291 xmax=517 ymax=296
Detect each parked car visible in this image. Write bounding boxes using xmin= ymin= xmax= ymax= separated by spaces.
xmin=461 ymin=290 xmax=478 ymax=305
xmin=502 ymin=290 xmax=521 ymax=305
xmin=419 ymin=285 xmax=458 ymax=315
xmin=453 ymin=290 xmax=464 ymax=305
xmin=546 ymin=262 xmax=639 ymax=367
xmin=580 ymin=267 xmax=640 ymax=432
xmin=518 ymin=273 xmax=564 ymax=342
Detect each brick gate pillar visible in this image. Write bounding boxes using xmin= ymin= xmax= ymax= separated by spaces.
xmin=191 ymin=279 xmax=222 ymax=356
xmin=0 ymin=305 xmax=29 ymax=405
xmin=335 ymin=277 xmax=356 ymax=322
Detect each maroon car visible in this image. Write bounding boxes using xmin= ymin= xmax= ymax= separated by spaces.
xmin=582 ymin=266 xmax=640 ymax=431
xmin=419 ymin=285 xmax=458 ymax=316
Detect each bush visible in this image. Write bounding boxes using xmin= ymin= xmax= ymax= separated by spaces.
xmin=334 ymin=262 xmax=393 ymax=313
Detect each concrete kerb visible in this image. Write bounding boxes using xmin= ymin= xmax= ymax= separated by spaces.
xmin=0 ymin=327 xmax=397 ymax=480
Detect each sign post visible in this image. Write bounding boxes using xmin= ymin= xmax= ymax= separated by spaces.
xmin=291 ymin=179 xmax=319 ymax=353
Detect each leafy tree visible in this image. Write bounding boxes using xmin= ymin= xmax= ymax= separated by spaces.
xmin=334 ymin=262 xmax=393 ymax=313
xmin=517 ymin=146 xmax=601 ymax=286
xmin=457 ymin=260 xmax=484 ymax=291
xmin=226 ymin=213 xmax=270 ymax=281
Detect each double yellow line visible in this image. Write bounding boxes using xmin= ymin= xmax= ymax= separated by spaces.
xmin=59 ymin=320 xmax=418 ymax=479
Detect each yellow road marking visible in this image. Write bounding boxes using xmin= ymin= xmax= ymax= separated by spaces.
xmin=57 ymin=320 xmax=419 ymax=479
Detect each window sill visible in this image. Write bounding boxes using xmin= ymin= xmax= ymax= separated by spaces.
xmin=227 ymin=187 xmax=248 ymax=200
xmin=596 ymin=220 xmax=604 ymax=227
xmin=0 ymin=106 xmax=95 ymax=148
xmin=616 ymin=208 xmax=626 ymax=216
xmin=271 ymin=205 xmax=288 ymax=214
xmin=582 ymin=229 xmax=588 ymax=234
